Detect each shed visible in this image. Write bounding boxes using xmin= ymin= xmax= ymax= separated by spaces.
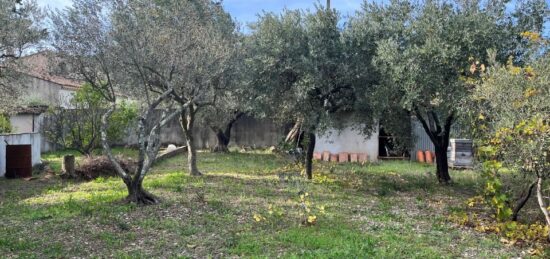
xmin=0 ymin=133 xmax=42 ymax=178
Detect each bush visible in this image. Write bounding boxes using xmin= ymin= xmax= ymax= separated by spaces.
xmin=42 ymin=84 xmax=138 ymax=155
xmin=0 ymin=114 xmax=12 ymax=133
xmin=73 ymin=156 xmax=136 ymax=180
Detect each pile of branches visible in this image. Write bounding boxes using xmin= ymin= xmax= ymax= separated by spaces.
xmin=73 ymin=156 xmax=136 ymax=180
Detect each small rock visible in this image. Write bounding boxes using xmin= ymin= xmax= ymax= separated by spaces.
xmin=166 ymin=144 xmax=178 ymax=152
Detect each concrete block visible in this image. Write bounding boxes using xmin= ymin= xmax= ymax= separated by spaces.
xmin=358 ymin=153 xmax=368 ymax=163
xmin=313 ymin=152 xmax=322 ymax=160
xmin=322 ymin=151 xmax=331 ymax=161
xmin=338 ymin=152 xmax=349 ymax=163
xmin=350 ymin=153 xmax=358 ymax=163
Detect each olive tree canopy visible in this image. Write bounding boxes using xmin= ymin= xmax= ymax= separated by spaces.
xmin=0 ymin=0 xmax=45 ymax=113
xmin=348 ymin=0 xmax=547 ymax=184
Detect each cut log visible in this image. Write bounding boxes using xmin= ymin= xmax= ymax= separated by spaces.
xmin=155 ymin=146 xmax=187 ymax=163
xmin=62 ymin=155 xmax=76 ymax=178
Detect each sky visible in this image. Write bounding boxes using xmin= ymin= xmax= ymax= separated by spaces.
xmin=37 ymin=0 xmax=364 ymax=29
xmin=37 ymin=0 xmax=548 ymax=36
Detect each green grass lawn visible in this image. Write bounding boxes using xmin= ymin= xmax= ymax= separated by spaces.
xmin=0 ymin=151 xmax=529 ymax=258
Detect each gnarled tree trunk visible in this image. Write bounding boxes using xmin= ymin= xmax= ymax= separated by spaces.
xmin=180 ymin=105 xmax=202 ymax=176
xmin=100 ymin=89 xmax=189 ymax=205
xmin=210 ymin=112 xmax=244 ymax=153
xmin=124 ymin=178 xmax=158 ymax=204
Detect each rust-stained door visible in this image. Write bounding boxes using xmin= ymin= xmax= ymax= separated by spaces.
xmin=6 ymin=145 xmax=32 ymax=178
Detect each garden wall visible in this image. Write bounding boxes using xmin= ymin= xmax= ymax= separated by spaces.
xmin=120 ymin=114 xmax=287 ymax=149
xmin=41 ymin=112 xmax=287 ymax=152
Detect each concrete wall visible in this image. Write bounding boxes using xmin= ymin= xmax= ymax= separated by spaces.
xmin=22 ymin=76 xmax=64 ymax=106
xmin=315 ymin=126 xmax=379 ymax=162
xmin=39 ymin=113 xmax=287 ymax=152
xmin=118 ymin=114 xmax=286 ymax=150
xmin=0 ymin=133 xmax=42 ymax=177
xmin=10 ymin=114 xmax=34 ymax=133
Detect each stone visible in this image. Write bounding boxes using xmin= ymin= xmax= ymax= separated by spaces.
xmin=166 ymin=144 xmax=178 ymax=152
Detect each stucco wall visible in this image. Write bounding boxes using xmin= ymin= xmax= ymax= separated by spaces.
xmin=117 ymin=114 xmax=286 ymax=150
xmin=10 ymin=114 xmax=34 ymax=133
xmin=0 ymin=133 xmax=42 ymax=177
xmin=315 ymin=126 xmax=379 ymax=162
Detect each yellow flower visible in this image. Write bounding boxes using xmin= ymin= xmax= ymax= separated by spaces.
xmin=253 ymin=213 xmax=264 ymax=222
xmin=307 ymin=215 xmax=317 ymax=224
xmin=318 ymin=205 xmax=326 ymax=214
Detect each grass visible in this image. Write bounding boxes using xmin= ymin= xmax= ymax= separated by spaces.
xmin=0 ymin=150 xmax=531 ymax=258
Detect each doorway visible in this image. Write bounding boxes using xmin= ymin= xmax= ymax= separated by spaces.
xmin=5 ymin=145 xmax=32 ymax=178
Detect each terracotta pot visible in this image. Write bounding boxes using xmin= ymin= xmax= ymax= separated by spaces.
xmin=416 ymin=150 xmax=425 ymax=163
xmin=425 ymin=150 xmax=434 ymax=164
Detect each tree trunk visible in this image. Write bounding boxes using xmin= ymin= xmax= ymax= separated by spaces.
xmin=414 ymin=110 xmax=454 ymax=184
xmin=434 ymin=144 xmax=451 ymax=184
xmin=304 ymin=132 xmax=316 ymax=180
xmin=285 ymin=119 xmax=303 ymax=145
xmin=180 ymin=111 xmax=202 ymax=176
xmin=125 ymin=179 xmax=159 ymax=205
xmin=62 ymin=155 xmax=76 ymax=178
xmin=536 ymin=177 xmax=550 ymax=241
xmin=211 ymin=129 xmax=230 ymax=152
xmin=210 ymin=112 xmax=242 ymax=153
xmin=512 ymin=181 xmax=536 ymax=221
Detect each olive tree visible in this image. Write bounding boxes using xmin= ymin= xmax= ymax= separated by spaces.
xmin=50 ymin=0 xmax=193 ymax=204
xmin=246 ymin=6 xmax=353 ymax=179
xmin=0 ymin=0 xmax=45 ymax=112
xmin=350 ymin=0 xmax=531 ymax=184
xmin=110 ymin=0 xmax=240 ymax=176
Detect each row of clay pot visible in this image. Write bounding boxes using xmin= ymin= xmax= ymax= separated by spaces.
xmin=416 ymin=150 xmax=435 ymax=163
xmin=313 ymin=151 xmax=369 ymax=163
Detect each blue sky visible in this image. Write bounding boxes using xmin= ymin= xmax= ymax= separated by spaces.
xmin=37 ymin=0 xmax=548 ymax=36
xmin=37 ymin=0 xmax=364 ymax=28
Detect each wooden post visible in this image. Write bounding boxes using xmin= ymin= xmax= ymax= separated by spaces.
xmin=62 ymin=155 xmax=76 ymax=178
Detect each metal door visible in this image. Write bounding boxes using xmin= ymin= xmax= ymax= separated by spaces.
xmin=6 ymin=145 xmax=32 ymax=178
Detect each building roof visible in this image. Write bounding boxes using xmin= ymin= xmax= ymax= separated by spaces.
xmin=13 ymin=105 xmax=49 ymax=115
xmin=18 ymin=51 xmax=82 ymax=90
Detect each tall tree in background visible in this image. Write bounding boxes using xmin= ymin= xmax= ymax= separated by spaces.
xmin=0 ymin=0 xmax=45 ymax=112
xmin=246 ymin=7 xmax=353 ymax=179
xmin=50 ymin=0 xmax=193 ymax=204
xmin=349 ymin=0 xmax=546 ymax=184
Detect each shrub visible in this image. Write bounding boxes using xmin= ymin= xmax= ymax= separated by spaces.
xmin=0 ymin=114 xmax=12 ymax=133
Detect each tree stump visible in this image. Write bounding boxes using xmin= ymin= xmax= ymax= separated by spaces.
xmin=62 ymin=155 xmax=76 ymax=178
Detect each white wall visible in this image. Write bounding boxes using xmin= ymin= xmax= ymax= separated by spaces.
xmin=0 ymin=133 xmax=42 ymax=177
xmin=315 ymin=126 xmax=379 ymax=162
xmin=10 ymin=114 xmax=34 ymax=133
xmin=58 ymin=89 xmax=76 ymax=108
